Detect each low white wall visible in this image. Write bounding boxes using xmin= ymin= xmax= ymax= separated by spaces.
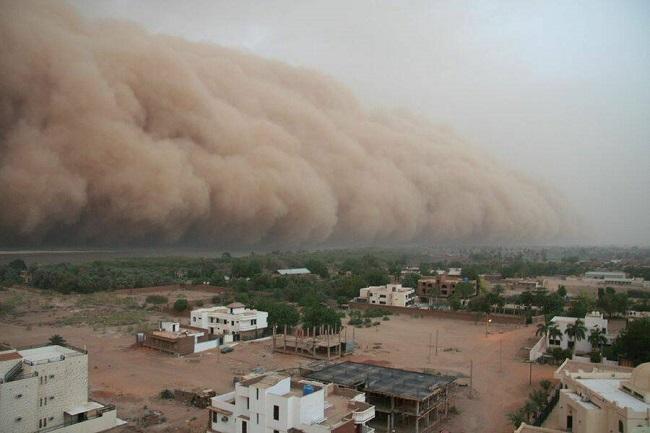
xmin=52 ymin=410 xmax=122 ymax=433
xmin=529 ymin=335 xmax=547 ymax=361
xmin=195 ymin=339 xmax=219 ymax=353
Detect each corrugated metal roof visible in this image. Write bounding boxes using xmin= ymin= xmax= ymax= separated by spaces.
xmin=276 ymin=268 xmax=311 ymax=275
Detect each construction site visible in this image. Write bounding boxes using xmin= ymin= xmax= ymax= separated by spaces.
xmin=271 ymin=325 xmax=355 ymax=359
xmin=302 ymin=361 xmax=457 ymax=433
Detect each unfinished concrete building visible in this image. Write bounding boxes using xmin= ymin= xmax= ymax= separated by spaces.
xmin=303 ymin=361 xmax=456 ymax=433
xmin=272 ymin=326 xmax=355 ymax=360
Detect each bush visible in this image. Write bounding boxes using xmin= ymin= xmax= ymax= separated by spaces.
xmin=590 ymin=351 xmax=602 ymax=363
xmin=145 ymin=295 xmax=168 ymax=305
xmin=364 ymin=308 xmax=392 ymax=318
xmin=382 ymin=316 xmax=390 ymax=321
xmin=160 ymin=389 xmax=174 ymax=399
xmin=349 ymin=317 xmax=363 ymax=326
xmin=173 ymin=298 xmax=189 ymax=312
xmin=195 ymin=299 xmax=204 ymax=307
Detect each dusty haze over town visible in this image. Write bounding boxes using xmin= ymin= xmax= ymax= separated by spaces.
xmin=1 ymin=0 xmax=648 ymax=248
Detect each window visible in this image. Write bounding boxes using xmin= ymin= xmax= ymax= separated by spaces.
xmin=273 ymin=405 xmax=280 ymax=421
xmin=256 ymin=388 xmax=259 ymax=400
xmin=192 ymin=317 xmax=196 ymax=322
xmin=212 ymin=412 xmax=218 ymax=423
xmin=256 ymin=414 xmax=259 ymax=424
xmin=241 ymin=420 xmax=247 ymax=433
xmin=245 ymin=397 xmax=249 ymax=409
xmin=619 ymin=420 xmax=624 ymax=433
xmin=251 ymin=319 xmax=257 ymax=325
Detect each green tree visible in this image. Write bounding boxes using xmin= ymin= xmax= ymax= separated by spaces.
xmin=305 ymin=259 xmax=329 ymax=279
xmin=173 ymin=298 xmax=189 ymax=312
xmin=536 ymin=321 xmax=551 ymax=337
xmin=401 ymin=273 xmax=420 ymax=290
xmin=256 ymin=301 xmax=300 ymax=330
xmin=455 ymin=281 xmax=476 ymax=299
xmin=302 ymin=304 xmax=341 ymax=331
xmin=557 ymin=285 xmax=567 ymax=298
xmin=507 ymin=408 xmax=525 ymax=429
xmin=567 ymin=294 xmax=594 ymax=318
xmin=587 ymin=326 xmax=607 ymax=352
xmin=610 ymin=318 xmax=650 ymax=365
xmin=49 ymin=334 xmax=66 ymax=346
xmin=548 ymin=324 xmax=563 ymax=345
xmin=565 ymin=319 xmax=587 ymax=351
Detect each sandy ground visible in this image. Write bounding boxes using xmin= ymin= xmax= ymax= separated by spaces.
xmin=1 ymin=287 xmax=555 ymax=433
xmin=349 ymin=314 xmax=557 ymax=433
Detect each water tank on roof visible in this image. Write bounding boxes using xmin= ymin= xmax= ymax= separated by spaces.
xmin=303 ymin=384 xmax=315 ymax=396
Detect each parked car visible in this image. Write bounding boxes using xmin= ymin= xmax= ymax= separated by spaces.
xmin=220 ymin=346 xmax=234 ymax=354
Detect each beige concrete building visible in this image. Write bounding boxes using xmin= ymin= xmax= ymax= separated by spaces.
xmin=358 ymin=284 xmax=415 ymax=307
xmin=516 ymin=360 xmax=650 ymax=433
xmin=0 ymin=344 xmax=123 ymax=433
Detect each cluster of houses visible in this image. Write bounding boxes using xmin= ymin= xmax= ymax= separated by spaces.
xmin=138 ymin=303 xmax=269 ymax=356
xmin=355 ymin=268 xmax=478 ymax=308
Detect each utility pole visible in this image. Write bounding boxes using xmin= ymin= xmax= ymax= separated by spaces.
xmin=469 ymin=359 xmax=473 ymax=399
xmin=435 ymin=329 xmax=439 ymax=356
xmin=498 ymin=339 xmax=503 ymax=372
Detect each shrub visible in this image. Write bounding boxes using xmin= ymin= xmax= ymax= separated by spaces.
xmin=173 ymin=298 xmax=189 ymax=312
xmin=145 ymin=295 xmax=168 ymax=305
xmin=195 ymin=299 xmax=204 ymax=307
xmin=590 ymin=350 xmax=602 ymax=363
xmin=382 ymin=316 xmax=390 ymax=321
xmin=49 ymin=334 xmax=66 ymax=345
xmin=160 ymin=389 xmax=174 ymax=399
xmin=349 ymin=317 xmax=363 ymax=326
xmin=211 ymin=295 xmax=221 ymax=304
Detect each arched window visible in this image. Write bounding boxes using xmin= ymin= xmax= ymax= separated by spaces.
xmin=619 ymin=420 xmax=624 ymax=433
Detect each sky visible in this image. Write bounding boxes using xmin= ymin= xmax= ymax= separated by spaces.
xmin=68 ymin=0 xmax=650 ymax=246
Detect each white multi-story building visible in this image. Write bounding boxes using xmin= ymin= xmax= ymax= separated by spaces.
xmin=0 ymin=344 xmax=124 ymax=433
xmin=515 ymin=360 xmax=650 ymax=433
xmin=529 ymin=312 xmax=610 ymax=361
xmin=208 ymin=372 xmax=375 ymax=433
xmin=358 ymin=284 xmax=415 ymax=307
xmin=548 ymin=312 xmax=609 ymax=353
xmin=191 ymin=303 xmax=268 ymax=341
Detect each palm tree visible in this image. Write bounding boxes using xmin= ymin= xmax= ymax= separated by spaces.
xmin=523 ymin=400 xmax=540 ymax=423
xmin=588 ymin=326 xmax=608 ymax=352
xmin=48 ymin=334 xmax=66 ymax=346
xmin=539 ymin=379 xmax=553 ymax=395
xmin=536 ymin=322 xmax=551 ymax=337
xmin=548 ymin=324 xmax=563 ymax=346
xmin=565 ymin=319 xmax=587 ymax=351
xmin=529 ymin=389 xmax=548 ymax=409
xmin=507 ymin=408 xmax=525 ymax=429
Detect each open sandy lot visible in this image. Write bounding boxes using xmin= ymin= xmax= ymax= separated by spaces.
xmin=1 ymin=286 xmax=554 ymax=433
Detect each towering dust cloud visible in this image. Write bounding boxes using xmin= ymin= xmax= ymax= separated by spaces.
xmin=0 ymin=1 xmax=571 ymax=247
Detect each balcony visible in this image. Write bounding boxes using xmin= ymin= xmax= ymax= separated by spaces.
xmin=211 ymin=391 xmax=236 ymax=414
xmin=351 ymin=401 xmax=375 ymax=424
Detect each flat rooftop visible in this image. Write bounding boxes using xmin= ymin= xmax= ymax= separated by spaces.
xmin=576 ymin=378 xmax=650 ymax=412
xmin=19 ymin=345 xmax=80 ymax=363
xmin=306 ymin=362 xmax=455 ymax=401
